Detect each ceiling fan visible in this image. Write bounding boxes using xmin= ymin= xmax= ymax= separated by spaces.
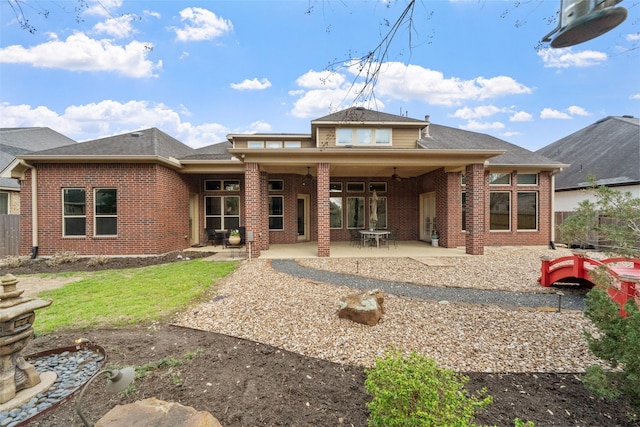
xmin=391 ymin=167 xmax=402 ymax=182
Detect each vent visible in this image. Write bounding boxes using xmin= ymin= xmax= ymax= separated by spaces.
xmin=130 ymin=132 xmax=142 ymax=137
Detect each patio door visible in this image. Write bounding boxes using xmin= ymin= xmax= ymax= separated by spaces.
xmin=419 ymin=192 xmax=436 ymax=242
xmin=297 ymin=194 xmax=309 ymax=241
xmin=189 ymin=193 xmax=199 ymax=246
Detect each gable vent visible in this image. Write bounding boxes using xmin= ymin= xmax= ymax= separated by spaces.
xmin=130 ymin=132 xmax=142 ymax=137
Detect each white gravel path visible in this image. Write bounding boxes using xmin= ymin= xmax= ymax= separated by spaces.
xmin=174 ymin=247 xmax=603 ymax=372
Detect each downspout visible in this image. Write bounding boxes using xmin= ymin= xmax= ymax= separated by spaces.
xmin=550 ymin=174 xmax=556 ymax=244
xmin=31 ymin=167 xmax=38 ymax=258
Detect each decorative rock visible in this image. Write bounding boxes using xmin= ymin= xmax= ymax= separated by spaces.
xmin=95 ymin=397 xmax=223 ymax=427
xmin=337 ymin=289 xmax=384 ymax=326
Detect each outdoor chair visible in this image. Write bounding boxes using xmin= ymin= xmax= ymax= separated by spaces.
xmin=381 ymin=229 xmax=398 ymax=249
xmin=349 ymin=229 xmax=362 ymax=248
xmin=205 ymin=228 xmax=224 ymax=246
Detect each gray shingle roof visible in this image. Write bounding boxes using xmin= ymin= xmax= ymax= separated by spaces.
xmin=180 ymin=141 xmax=234 ymax=161
xmin=313 ymin=107 xmax=426 ymax=123
xmin=422 ymin=124 xmax=565 ymax=167
xmin=1 ymin=128 xmax=77 ymax=190
xmin=25 ymin=128 xmax=195 ymax=159
xmin=536 ymin=116 xmax=640 ymax=190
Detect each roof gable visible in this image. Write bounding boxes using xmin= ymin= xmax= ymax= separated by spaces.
xmin=312 ymin=107 xmax=426 ymax=124
xmin=536 ymin=116 xmax=640 ymax=189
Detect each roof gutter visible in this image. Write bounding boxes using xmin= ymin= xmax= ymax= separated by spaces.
xmin=15 ymin=155 xmax=184 ymax=170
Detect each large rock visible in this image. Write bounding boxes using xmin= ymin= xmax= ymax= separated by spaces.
xmin=338 ymin=289 xmax=384 ymax=326
xmin=95 ymin=397 xmax=223 ymax=427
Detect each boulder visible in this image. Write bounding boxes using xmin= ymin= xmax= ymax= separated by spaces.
xmin=95 ymin=397 xmax=223 ymax=427
xmin=337 ymin=289 xmax=384 ymax=326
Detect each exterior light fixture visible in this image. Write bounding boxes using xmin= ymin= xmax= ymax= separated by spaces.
xmin=75 ymin=367 xmax=135 ymax=426
xmin=542 ymin=0 xmax=627 ymax=48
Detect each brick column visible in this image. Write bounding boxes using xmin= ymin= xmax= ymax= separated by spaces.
xmin=316 ymin=163 xmax=330 ymax=257
xmin=244 ymin=162 xmax=261 ymax=257
xmin=465 ymin=163 xmax=485 ymax=255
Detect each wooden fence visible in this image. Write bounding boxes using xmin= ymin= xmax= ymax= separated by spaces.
xmin=0 ymin=214 xmax=20 ymax=257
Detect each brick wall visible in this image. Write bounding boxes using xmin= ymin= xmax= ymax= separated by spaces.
xmin=20 ymin=163 xmax=193 ymax=256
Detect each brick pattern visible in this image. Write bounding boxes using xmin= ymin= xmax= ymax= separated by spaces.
xmin=244 ymin=163 xmax=262 ymax=257
xmin=316 ymin=163 xmax=330 ymax=257
xmin=465 ymin=164 xmax=485 ymax=255
xmin=19 ymin=163 xmax=193 ymax=256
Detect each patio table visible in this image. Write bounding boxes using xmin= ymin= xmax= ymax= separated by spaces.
xmin=359 ymin=230 xmax=391 ymax=248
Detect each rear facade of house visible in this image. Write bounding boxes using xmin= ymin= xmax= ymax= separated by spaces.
xmin=8 ymin=108 xmax=566 ymax=258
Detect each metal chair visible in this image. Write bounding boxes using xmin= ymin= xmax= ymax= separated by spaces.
xmin=205 ymin=228 xmax=224 ymax=246
xmin=349 ymin=229 xmax=362 ymax=248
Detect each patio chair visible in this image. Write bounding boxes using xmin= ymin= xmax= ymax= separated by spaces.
xmin=349 ymin=229 xmax=362 ymax=248
xmin=381 ymin=229 xmax=398 ymax=249
xmin=205 ymin=228 xmax=224 ymax=246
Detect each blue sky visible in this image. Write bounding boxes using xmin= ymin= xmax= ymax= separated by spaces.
xmin=0 ymin=0 xmax=638 ymax=150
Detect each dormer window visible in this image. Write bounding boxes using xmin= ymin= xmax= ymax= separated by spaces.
xmin=336 ymin=128 xmax=392 ymax=146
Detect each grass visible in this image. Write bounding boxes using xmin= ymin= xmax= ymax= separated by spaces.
xmin=34 ymin=259 xmax=238 ymax=334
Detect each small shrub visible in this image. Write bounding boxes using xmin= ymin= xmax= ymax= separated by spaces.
xmin=0 ymin=255 xmax=29 ymax=268
xmin=364 ymin=349 xmax=492 ymax=427
xmin=514 ymin=418 xmax=535 ymax=427
xmin=87 ymin=256 xmax=110 ymax=267
xmin=45 ymin=251 xmax=79 ymax=267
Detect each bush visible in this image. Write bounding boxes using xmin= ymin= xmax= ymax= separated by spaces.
xmin=45 ymin=251 xmax=79 ymax=266
xmin=583 ymin=287 xmax=640 ymax=409
xmin=364 ymin=349 xmax=492 ymax=427
xmin=87 ymin=256 xmax=110 ymax=267
xmin=0 ymin=255 xmax=29 ymax=269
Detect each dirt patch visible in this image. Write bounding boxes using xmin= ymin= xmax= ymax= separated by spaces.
xmin=8 ymin=253 xmax=639 ymax=426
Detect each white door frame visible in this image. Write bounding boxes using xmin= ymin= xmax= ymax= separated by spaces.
xmin=419 ymin=192 xmax=436 ymax=242
xmin=189 ymin=193 xmax=199 ymax=246
xmin=297 ymin=194 xmax=310 ymax=241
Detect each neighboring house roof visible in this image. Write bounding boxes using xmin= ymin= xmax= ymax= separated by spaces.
xmin=0 ymin=127 xmax=76 ymax=190
xmin=421 ymin=123 xmax=567 ymax=169
xmin=180 ymin=141 xmax=234 ymax=161
xmin=536 ymin=116 xmax=640 ymax=190
xmin=24 ymin=128 xmax=194 ymax=159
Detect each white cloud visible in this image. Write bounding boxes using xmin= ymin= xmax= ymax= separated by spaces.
xmin=627 ymin=33 xmax=640 ymax=42
xmin=84 ymin=0 xmax=124 ymax=17
xmin=538 ymin=48 xmax=607 ymax=68
xmin=509 ymin=111 xmax=533 ymax=122
xmin=246 ymin=120 xmax=272 ymax=133
xmin=0 ymin=33 xmax=160 ymax=78
xmin=540 ymin=108 xmax=571 ymax=119
xmin=0 ymin=101 xmax=229 ymax=148
xmin=461 ymin=120 xmax=505 ymax=131
xmin=289 ymin=63 xmax=531 ymax=118
xmin=450 ymin=105 xmax=504 ymax=120
xmin=567 ymin=105 xmax=589 ymax=116
xmin=92 ymin=14 xmax=136 ymax=38
xmin=172 ymin=8 xmax=233 ymax=42
xmin=631 ymin=93 xmax=640 ymax=100
xmin=502 ymin=131 xmax=521 ymax=137
xmin=230 ymin=78 xmax=272 ymax=90
xmin=371 ymin=62 xmax=531 ymax=106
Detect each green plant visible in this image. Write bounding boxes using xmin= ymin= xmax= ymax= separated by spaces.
xmin=230 ymin=229 xmax=240 ymax=237
xmin=364 ymin=349 xmax=492 ymax=427
xmin=45 ymin=251 xmax=79 ymax=267
xmin=514 ymin=418 xmax=535 ymax=427
xmin=185 ymin=348 xmax=205 ymax=360
xmin=582 ymin=288 xmax=640 ymax=409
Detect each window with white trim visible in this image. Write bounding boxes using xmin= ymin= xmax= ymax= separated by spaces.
xmin=347 ymin=197 xmax=365 ymax=229
xmin=517 ymin=192 xmax=538 ymax=230
xmin=517 ymin=173 xmax=538 ymax=185
xmin=489 ymin=173 xmax=511 ymax=185
xmin=0 ymin=192 xmax=8 ymax=214
xmin=330 ymin=197 xmax=343 ymax=229
xmin=63 ymin=188 xmax=86 ymax=236
xmin=489 ymin=192 xmax=510 ymax=231
xmin=205 ymin=196 xmax=240 ymax=230
xmin=95 ymin=188 xmax=117 ymax=236
xmin=204 ymin=180 xmax=240 ymax=191
xmin=336 ymin=128 xmax=392 ymax=146
xmin=269 ymin=196 xmax=284 ymax=230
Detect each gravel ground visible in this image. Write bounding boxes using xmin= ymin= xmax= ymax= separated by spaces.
xmin=174 ymin=246 xmax=604 ymax=373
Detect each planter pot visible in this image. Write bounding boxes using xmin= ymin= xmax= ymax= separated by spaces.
xmin=229 ymin=235 xmax=241 ymax=245
xmin=431 ymin=238 xmax=439 ymax=247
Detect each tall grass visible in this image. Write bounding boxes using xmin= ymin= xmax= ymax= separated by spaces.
xmin=34 ymin=259 xmax=237 ymax=334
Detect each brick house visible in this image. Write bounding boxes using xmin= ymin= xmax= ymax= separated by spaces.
xmin=5 ymin=107 xmax=566 ymax=258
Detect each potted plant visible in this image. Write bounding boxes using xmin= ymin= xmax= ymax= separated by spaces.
xmin=431 ymin=230 xmax=439 ymax=247
xmin=228 ymin=229 xmax=241 ymax=245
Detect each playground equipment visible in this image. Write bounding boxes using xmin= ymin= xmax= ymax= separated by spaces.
xmin=539 ymin=251 xmax=640 ymax=316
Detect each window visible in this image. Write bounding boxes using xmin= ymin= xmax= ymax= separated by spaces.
xmin=461 ymin=192 xmax=466 ymax=231
xmin=330 ymin=182 xmax=343 ymax=192
xmin=371 ymin=196 xmax=387 ymax=229
xmin=269 ymin=196 xmax=284 ymax=230
xmin=63 ymin=188 xmax=86 ymax=236
xmin=0 ymin=192 xmax=8 ymax=214
xmin=204 ymin=180 xmax=240 ymax=191
xmin=248 ymin=141 xmax=264 ymax=148
xmin=205 ymin=196 xmax=240 ymax=230
xmin=347 ymin=197 xmax=365 ymax=229
xmin=266 ymin=141 xmax=282 ymax=148
xmin=489 ymin=173 xmax=511 ymax=185
xmin=490 ymin=192 xmax=510 ymax=231
xmin=268 ymin=180 xmax=284 ymax=191
xmin=369 ymin=182 xmax=387 ymax=193
xmin=330 ymin=197 xmax=343 ymax=228
xmin=517 ymin=173 xmax=538 ymax=185
xmin=517 ymin=192 xmax=538 ymax=230
xmin=346 ymin=182 xmax=365 ymax=192
xmin=284 ymin=141 xmax=301 ymax=148
xmin=95 ymin=189 xmax=117 ymax=236
xmin=336 ymin=128 xmax=392 ymax=146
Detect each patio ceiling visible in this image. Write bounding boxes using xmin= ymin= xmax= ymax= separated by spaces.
xmin=227 ymin=147 xmax=505 ymax=178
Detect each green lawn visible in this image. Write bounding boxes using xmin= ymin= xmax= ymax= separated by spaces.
xmin=34 ymin=259 xmax=237 ymax=334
